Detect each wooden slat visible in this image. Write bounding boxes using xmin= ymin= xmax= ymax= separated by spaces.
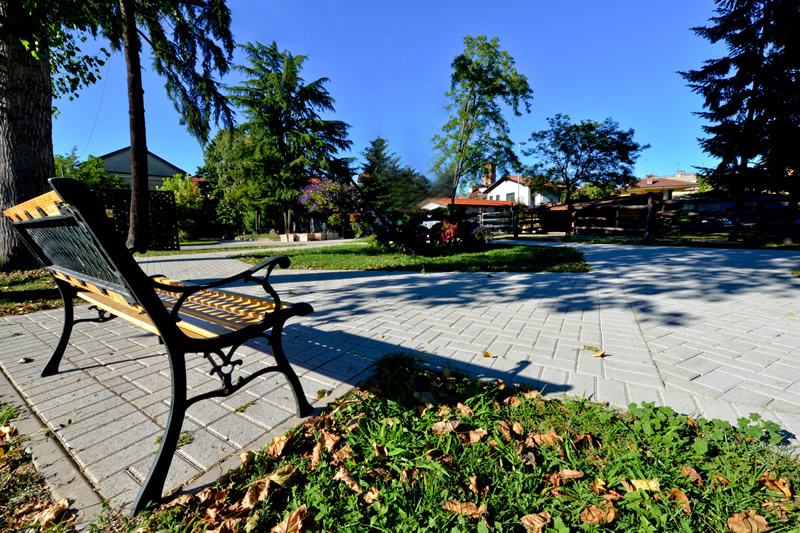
xmin=51 ymin=270 xmax=133 ymax=308
xmin=76 ymin=291 xmax=213 ymax=339
xmin=2 ymin=191 xmax=62 ymax=221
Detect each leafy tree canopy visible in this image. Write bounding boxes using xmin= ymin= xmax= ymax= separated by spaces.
xmin=431 ymin=35 xmax=533 ymax=207
xmin=359 ymin=137 xmax=430 ymax=213
xmin=204 ymin=41 xmax=352 ymax=233
xmin=53 ymin=148 xmax=128 ymax=192
xmin=526 ymin=114 xmax=648 ymax=237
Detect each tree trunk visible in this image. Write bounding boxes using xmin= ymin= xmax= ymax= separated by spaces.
xmin=120 ymin=0 xmax=150 ymax=252
xmin=564 ymin=192 xmax=574 ymax=239
xmin=784 ymin=186 xmax=798 ymax=246
xmin=0 ymin=0 xmax=54 ymax=270
xmin=642 ymin=192 xmax=655 ymax=242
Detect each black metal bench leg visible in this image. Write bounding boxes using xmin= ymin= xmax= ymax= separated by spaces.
xmin=42 ymin=280 xmax=76 ymax=377
xmin=131 ymin=347 xmax=188 ymax=514
xmin=270 ymin=323 xmax=313 ymax=417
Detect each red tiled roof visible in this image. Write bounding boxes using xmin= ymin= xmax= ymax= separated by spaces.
xmin=421 ymin=197 xmax=514 ymax=208
xmin=629 ymin=177 xmax=698 ymax=189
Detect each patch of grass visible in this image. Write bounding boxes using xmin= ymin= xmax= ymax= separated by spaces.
xmin=179 ymin=239 xmax=220 ymax=246
xmin=132 ymin=354 xmax=799 ymax=532
xmin=133 ymin=244 xmax=289 ymax=257
xmin=792 ymin=270 xmax=799 ymax=278
xmin=0 ymin=402 xmax=77 ymax=531
xmin=236 ymin=244 xmax=589 ymax=273
xmin=0 ymin=269 xmax=63 ymax=317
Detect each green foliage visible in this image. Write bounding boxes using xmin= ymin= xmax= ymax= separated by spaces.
xmin=526 ymin=114 xmax=648 ymax=236
xmin=237 ymin=243 xmax=589 ymax=273
xmin=359 ymin=137 xmax=431 ymax=213
xmin=431 ymin=35 xmax=533 ymax=203
xmin=53 ymin=148 xmax=127 ymax=193
xmin=573 ymin=182 xmax=618 ymax=202
xmin=680 ymin=0 xmax=800 ymax=195
xmin=159 ymin=174 xmax=205 ymax=240
xmin=206 ymin=41 xmax=352 ymax=233
xmin=131 ymin=356 xmax=800 ymax=532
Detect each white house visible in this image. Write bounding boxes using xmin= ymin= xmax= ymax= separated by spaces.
xmin=99 ymin=146 xmax=187 ymax=190
xmin=418 ymin=197 xmax=513 ymax=215
xmin=482 ymin=176 xmax=560 ymax=206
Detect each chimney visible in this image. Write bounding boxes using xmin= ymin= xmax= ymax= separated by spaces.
xmin=645 ymin=174 xmax=655 ymax=185
xmin=482 ymin=162 xmax=497 ymax=186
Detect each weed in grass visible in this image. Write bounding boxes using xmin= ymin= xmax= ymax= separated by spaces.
xmin=154 ymin=430 xmax=194 ymax=449
xmin=130 ymin=353 xmax=800 ymax=532
xmin=234 ymin=400 xmax=256 ymax=413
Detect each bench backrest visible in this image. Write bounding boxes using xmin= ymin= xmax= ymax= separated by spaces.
xmin=3 ymin=178 xmax=174 ymax=328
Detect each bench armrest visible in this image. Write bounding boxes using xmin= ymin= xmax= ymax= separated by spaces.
xmin=152 ymin=255 xmax=291 ymax=318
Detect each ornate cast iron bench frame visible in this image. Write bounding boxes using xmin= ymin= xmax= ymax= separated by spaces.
xmin=3 ymin=178 xmax=314 ymax=513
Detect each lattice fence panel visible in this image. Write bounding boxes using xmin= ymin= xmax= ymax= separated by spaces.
xmin=99 ymin=189 xmax=180 ymax=251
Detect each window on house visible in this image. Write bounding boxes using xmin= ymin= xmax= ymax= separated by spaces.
xmin=506 ymin=193 xmax=515 ymax=202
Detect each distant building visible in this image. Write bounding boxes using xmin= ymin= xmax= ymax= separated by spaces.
xmin=418 ymin=197 xmax=513 ymax=215
xmin=620 ymin=170 xmax=700 ymax=199
xmin=482 ymin=175 xmax=560 ymax=206
xmin=98 ymin=147 xmax=187 ymax=190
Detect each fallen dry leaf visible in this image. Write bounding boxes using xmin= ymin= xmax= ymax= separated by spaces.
xmin=241 ymin=479 xmax=271 ymax=510
xmin=310 ymin=441 xmax=323 ymax=470
xmin=591 ymin=350 xmax=606 ymax=358
xmin=17 ymin=357 xmax=32 ymax=364
xmin=762 ymin=501 xmax=789 ymax=519
xmin=432 ymin=419 xmax=461 ymax=435
xmin=266 ymin=435 xmax=291 ymax=458
xmin=333 ymin=466 xmax=363 ymax=493
xmin=320 ymin=429 xmax=341 ymax=451
xmin=333 ymin=444 xmax=353 ymax=464
xmin=590 ymin=479 xmax=607 ymax=495
xmin=496 ymin=421 xmax=512 ymax=440
xmin=726 ymin=510 xmax=770 ymax=533
xmin=580 ymin=504 xmax=616 ymax=525
xmin=210 ymin=517 xmax=243 ymax=533
xmin=631 ymin=478 xmax=660 ymax=492
xmin=669 ymin=488 xmax=691 ymax=515
xmin=496 ymin=378 xmax=508 ymax=390
xmin=469 ymin=475 xmax=480 ymax=495
xmin=482 ymin=351 xmax=493 ymax=358
xmin=456 ymin=403 xmax=474 ymax=417
xmin=521 ymin=390 xmax=542 ymax=401
xmin=33 ymin=498 xmax=70 ymax=527
xmin=160 ymin=493 xmax=195 ymax=511
xmin=512 ymin=422 xmax=525 ymax=435
xmin=558 ymin=469 xmax=585 ymax=479
xmin=270 ymin=504 xmax=316 ymax=533
xmin=345 ymin=414 xmax=365 ymax=433
xmin=621 ymin=477 xmax=635 ymax=492
xmin=712 ymin=474 xmax=730 ymax=489
xmin=603 ymin=490 xmax=623 ymax=502
xmin=460 ymin=428 xmax=488 ymax=445
xmin=531 ymin=429 xmax=564 ymax=449
xmin=269 ymin=465 xmax=296 ymax=487
xmin=503 ymin=396 xmax=521 ymax=408
xmin=442 ymin=500 xmax=487 ymax=519
xmin=681 ymin=466 xmax=704 ymax=486
xmin=687 ymin=416 xmax=699 ymax=429
xmin=371 ymin=442 xmax=388 ymax=460
xmin=520 ymin=511 xmax=552 ymax=533
xmin=240 ymin=451 xmax=256 ymax=468
xmin=759 ymin=473 xmax=792 ymax=498
xmin=364 ymin=487 xmax=379 ymax=504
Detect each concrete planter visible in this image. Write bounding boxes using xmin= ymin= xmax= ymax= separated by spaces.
xmin=280 ymin=234 xmax=297 ymax=242
xmin=326 ymin=232 xmax=338 ymax=240
xmin=314 ymin=232 xmax=326 ymax=240
xmin=298 ymin=233 xmax=311 ymax=242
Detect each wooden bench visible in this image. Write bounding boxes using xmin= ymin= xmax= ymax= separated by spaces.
xmin=3 ymin=178 xmax=314 ymax=513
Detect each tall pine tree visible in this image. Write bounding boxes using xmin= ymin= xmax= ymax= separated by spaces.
xmin=681 ymin=0 xmax=800 ymax=242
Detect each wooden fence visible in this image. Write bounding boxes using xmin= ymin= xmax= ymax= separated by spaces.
xmin=513 ymin=194 xmax=794 ymax=236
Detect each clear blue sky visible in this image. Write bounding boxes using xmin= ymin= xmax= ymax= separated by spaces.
xmin=52 ymin=0 xmax=721 ymax=180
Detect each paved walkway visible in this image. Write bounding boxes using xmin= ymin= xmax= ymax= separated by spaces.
xmin=1 ymin=241 xmax=799 ymax=520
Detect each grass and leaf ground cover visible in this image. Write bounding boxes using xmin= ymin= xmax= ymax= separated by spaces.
xmin=0 ymin=402 xmax=75 ymax=532
xmin=0 ymin=268 xmax=63 ymax=316
xmin=130 ymin=354 xmax=799 ymax=532
xmin=237 ymin=244 xmax=589 ymax=273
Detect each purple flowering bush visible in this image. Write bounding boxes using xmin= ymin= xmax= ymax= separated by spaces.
xmin=298 ymin=179 xmax=346 ymax=213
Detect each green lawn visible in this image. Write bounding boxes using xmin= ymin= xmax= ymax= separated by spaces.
xmin=128 ymin=354 xmax=799 ymax=533
xmin=0 ymin=268 xmax=62 ymax=316
xmin=236 ymin=244 xmax=589 ymax=273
